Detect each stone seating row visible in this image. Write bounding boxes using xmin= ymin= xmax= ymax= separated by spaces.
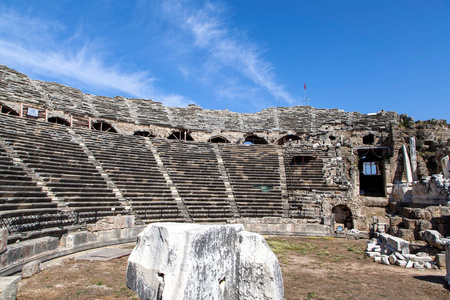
xmin=0 ymin=113 xmax=336 ymax=234
xmin=153 ymin=139 xmax=234 ymax=222
xmin=219 ymin=144 xmax=284 ymax=217
xmin=75 ymin=129 xmax=185 ymax=223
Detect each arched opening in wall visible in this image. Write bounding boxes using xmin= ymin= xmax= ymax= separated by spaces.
xmin=47 ymin=117 xmax=70 ymax=126
xmin=134 ymin=131 xmax=156 ymax=138
xmin=358 ymin=148 xmax=385 ymax=197
xmin=91 ymin=121 xmax=117 ymax=133
xmin=167 ymin=131 xmax=194 ymax=141
xmin=332 ymin=205 xmax=353 ymax=230
xmin=277 ymin=135 xmax=300 ymax=145
xmin=363 ymin=134 xmax=375 ymax=145
xmin=0 ymin=104 xmax=19 ymax=116
xmin=208 ymin=136 xmax=230 ymax=143
xmin=244 ymin=135 xmax=268 ymax=145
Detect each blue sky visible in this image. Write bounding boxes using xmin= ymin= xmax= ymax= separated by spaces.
xmin=0 ymin=0 xmax=449 ymax=121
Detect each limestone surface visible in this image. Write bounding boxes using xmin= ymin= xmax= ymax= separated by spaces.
xmin=126 ymin=223 xmax=283 ymax=300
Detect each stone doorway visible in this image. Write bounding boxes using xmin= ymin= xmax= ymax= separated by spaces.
xmin=358 ymin=149 xmax=385 ymax=197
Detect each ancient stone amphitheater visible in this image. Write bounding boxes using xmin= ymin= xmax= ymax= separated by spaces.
xmin=0 ymin=64 xmax=449 ymax=277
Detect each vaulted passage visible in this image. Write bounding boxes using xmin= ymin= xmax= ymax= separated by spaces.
xmin=168 ymin=131 xmax=194 ymax=141
xmin=332 ymin=205 xmax=353 ymax=230
xmin=0 ymin=103 xmax=19 ymax=116
xmin=277 ymin=135 xmax=300 ymax=145
xmin=244 ymin=135 xmax=268 ymax=145
xmin=48 ymin=117 xmax=70 ymax=126
xmin=208 ymin=136 xmax=229 ymax=143
xmin=134 ymin=131 xmax=155 ymax=138
xmin=358 ymin=149 xmax=385 ymax=197
xmin=91 ymin=121 xmax=117 ymax=133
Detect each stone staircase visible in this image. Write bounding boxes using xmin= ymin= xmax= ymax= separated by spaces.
xmin=75 ymin=129 xmax=185 ymax=223
xmin=219 ymin=144 xmax=284 ymax=217
xmin=154 ymin=139 xmax=234 ymax=222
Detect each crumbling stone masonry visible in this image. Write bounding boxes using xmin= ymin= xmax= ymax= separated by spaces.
xmin=0 ymin=64 xmax=449 ymax=240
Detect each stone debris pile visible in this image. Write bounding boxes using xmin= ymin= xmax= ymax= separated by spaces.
xmin=365 ymin=233 xmax=439 ymax=270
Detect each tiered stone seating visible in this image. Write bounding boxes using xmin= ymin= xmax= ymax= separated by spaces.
xmin=76 ymin=130 xmax=184 ymax=223
xmin=153 ymin=139 xmax=233 ymax=222
xmin=0 ymin=114 xmax=124 ymax=216
xmin=0 ymin=145 xmax=57 ymax=219
xmin=219 ymin=144 xmax=283 ymax=217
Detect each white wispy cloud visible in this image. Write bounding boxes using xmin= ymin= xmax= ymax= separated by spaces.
xmin=0 ymin=8 xmax=192 ymax=107
xmin=161 ymin=0 xmax=295 ymax=105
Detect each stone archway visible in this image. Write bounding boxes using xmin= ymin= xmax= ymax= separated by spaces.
xmin=91 ymin=121 xmax=117 ymax=133
xmin=208 ymin=136 xmax=230 ymax=143
xmin=332 ymin=205 xmax=353 ymax=230
xmin=277 ymin=134 xmax=300 ymax=145
xmin=244 ymin=135 xmax=268 ymax=145
xmin=168 ymin=131 xmax=194 ymax=141
xmin=48 ymin=116 xmax=70 ymax=126
xmin=0 ymin=103 xmax=19 ymax=116
xmin=134 ymin=131 xmax=155 ymax=138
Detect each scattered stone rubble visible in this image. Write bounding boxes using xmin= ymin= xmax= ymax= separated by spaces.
xmin=366 ymin=233 xmax=439 ymax=269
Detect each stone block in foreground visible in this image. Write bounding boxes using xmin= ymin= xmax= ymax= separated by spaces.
xmin=126 ymin=223 xmax=283 ymax=300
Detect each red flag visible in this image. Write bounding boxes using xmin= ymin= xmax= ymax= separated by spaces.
xmin=304 ymin=83 xmax=306 ymax=90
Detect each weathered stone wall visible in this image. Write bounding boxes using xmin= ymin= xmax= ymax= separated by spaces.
xmin=2 ymin=64 xmax=450 ymax=234
xmin=0 ymin=65 xmax=399 ymax=142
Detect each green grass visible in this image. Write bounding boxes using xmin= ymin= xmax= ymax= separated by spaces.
xmin=266 ymin=239 xmax=317 ymax=255
xmin=342 ymin=243 xmax=364 ymax=254
xmin=316 ymin=250 xmax=330 ymax=257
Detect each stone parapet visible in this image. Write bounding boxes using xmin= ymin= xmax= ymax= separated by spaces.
xmin=0 ymin=225 xmax=146 ymax=276
xmin=231 ymin=217 xmax=331 ymax=236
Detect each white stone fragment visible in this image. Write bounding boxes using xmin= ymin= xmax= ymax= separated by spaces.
xmin=366 ymin=251 xmax=381 ymax=258
xmin=395 ymin=260 xmax=407 ymax=267
xmin=389 ymin=254 xmax=397 ymax=265
xmin=374 ymin=256 xmax=382 ymax=263
xmin=413 ymin=261 xmax=424 ymax=269
xmin=394 ymin=252 xmax=405 ymax=261
xmin=424 ymin=262 xmax=432 ymax=269
xmin=126 ymin=223 xmax=284 ymax=300
xmin=381 ymin=256 xmax=390 ymax=265
xmin=405 ymin=260 xmax=414 ymax=268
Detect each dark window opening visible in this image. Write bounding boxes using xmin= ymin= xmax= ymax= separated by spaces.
xmin=362 ymin=161 xmax=380 ymax=175
xmin=0 ymin=104 xmax=19 ymax=116
xmin=209 ymin=136 xmax=229 ymax=143
xmin=244 ymin=135 xmax=268 ymax=145
xmin=47 ymin=117 xmax=70 ymax=126
xmin=290 ymin=156 xmax=314 ymax=166
xmin=277 ymin=135 xmax=300 ymax=145
xmin=332 ymin=205 xmax=353 ymax=230
xmin=91 ymin=121 xmax=117 ymax=133
xmin=363 ymin=134 xmax=375 ymax=145
xmin=358 ymin=149 xmax=385 ymax=196
xmin=168 ymin=131 xmax=194 ymax=141
xmin=134 ymin=131 xmax=155 ymax=138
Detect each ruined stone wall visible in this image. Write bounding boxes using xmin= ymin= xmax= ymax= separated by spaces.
xmin=0 ymin=65 xmax=398 ymax=142
xmin=2 ymin=64 xmax=450 ymax=232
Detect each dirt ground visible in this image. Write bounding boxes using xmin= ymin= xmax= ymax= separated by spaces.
xmin=17 ymin=237 xmax=450 ymax=300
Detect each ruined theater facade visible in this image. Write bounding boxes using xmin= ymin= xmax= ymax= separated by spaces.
xmin=0 ymin=64 xmax=449 ymax=234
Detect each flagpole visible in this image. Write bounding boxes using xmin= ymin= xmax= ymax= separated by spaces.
xmin=303 ymin=83 xmax=306 ymax=106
